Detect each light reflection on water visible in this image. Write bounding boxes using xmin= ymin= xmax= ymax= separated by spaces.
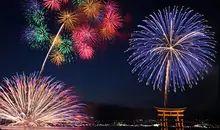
xmin=0 ymin=126 xmax=158 ymax=130
xmin=0 ymin=126 xmax=219 ymax=130
xmin=0 ymin=127 xmax=89 ymax=130
xmin=0 ymin=126 xmax=85 ymax=130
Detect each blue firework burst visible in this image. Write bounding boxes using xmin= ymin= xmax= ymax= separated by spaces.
xmin=126 ymin=6 xmax=216 ymax=93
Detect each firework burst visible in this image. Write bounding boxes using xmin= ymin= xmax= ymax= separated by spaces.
xmin=58 ymin=35 xmax=73 ymax=54
xmin=23 ymin=0 xmax=124 ymax=74
xmin=25 ymin=8 xmax=45 ymax=26
xmin=58 ymin=35 xmax=77 ymax=64
xmin=43 ymin=0 xmax=61 ymax=10
xmin=62 ymin=0 xmax=69 ymax=4
xmin=72 ymin=25 xmax=97 ymax=45
xmin=23 ymin=26 xmax=50 ymax=50
xmin=75 ymin=43 xmax=94 ymax=60
xmin=100 ymin=26 xmax=115 ymax=40
xmin=50 ymin=50 xmax=65 ymax=66
xmin=58 ymin=10 xmax=78 ymax=30
xmin=0 ymin=73 xmax=87 ymax=127
xmin=50 ymin=35 xmax=62 ymax=47
xmin=34 ymin=25 xmax=50 ymax=43
xmin=103 ymin=10 xmax=123 ymax=31
xmin=82 ymin=0 xmax=102 ymax=18
xmin=126 ymin=6 xmax=216 ymax=107
xmin=103 ymin=0 xmax=118 ymax=12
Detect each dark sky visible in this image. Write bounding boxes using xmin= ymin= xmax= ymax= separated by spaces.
xmin=0 ymin=0 xmax=219 ymax=111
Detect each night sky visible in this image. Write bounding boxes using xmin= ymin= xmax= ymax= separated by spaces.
xmin=0 ymin=0 xmax=219 ymax=111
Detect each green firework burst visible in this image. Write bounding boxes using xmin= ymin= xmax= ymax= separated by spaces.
xmin=58 ymin=35 xmax=73 ymax=54
xmin=34 ymin=25 xmax=50 ymax=43
xmin=56 ymin=35 xmax=77 ymax=64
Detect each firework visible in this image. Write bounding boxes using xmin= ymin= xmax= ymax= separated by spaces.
xmin=34 ymin=25 xmax=50 ymax=43
xmin=72 ymin=25 xmax=97 ymax=45
xmin=40 ymin=10 xmax=77 ymax=74
xmin=126 ymin=6 xmax=216 ymax=107
xmin=62 ymin=0 xmax=69 ymax=3
xmin=103 ymin=10 xmax=123 ymax=31
xmin=40 ymin=23 xmax=65 ymax=75
xmin=25 ymin=7 xmax=45 ymax=26
xmin=58 ymin=35 xmax=73 ymax=54
xmin=23 ymin=26 xmax=50 ymax=50
xmin=63 ymin=52 xmax=77 ymax=63
xmin=0 ymin=73 xmax=87 ymax=127
xmin=75 ymin=43 xmax=94 ymax=60
xmin=23 ymin=0 xmax=50 ymax=50
xmin=100 ymin=26 xmax=115 ymax=40
xmin=103 ymin=0 xmax=118 ymax=12
xmin=58 ymin=10 xmax=78 ymax=30
xmin=58 ymin=35 xmax=77 ymax=64
xmin=50 ymin=35 xmax=62 ymax=47
xmin=71 ymin=0 xmax=88 ymax=6
xmin=43 ymin=0 xmax=61 ymax=10
xmin=91 ymin=11 xmax=105 ymax=24
xmin=23 ymin=0 xmax=41 ymax=10
xmin=23 ymin=0 xmax=124 ymax=74
xmin=24 ymin=0 xmax=46 ymax=27
xmin=82 ymin=0 xmax=102 ymax=18
xmin=75 ymin=0 xmax=88 ymax=6
xmin=50 ymin=50 xmax=65 ymax=66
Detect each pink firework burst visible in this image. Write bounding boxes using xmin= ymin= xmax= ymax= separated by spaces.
xmin=74 ymin=43 xmax=94 ymax=60
xmin=104 ymin=0 xmax=119 ymax=12
xmin=103 ymin=10 xmax=123 ymax=31
xmin=43 ymin=0 xmax=61 ymax=10
xmin=72 ymin=25 xmax=97 ymax=46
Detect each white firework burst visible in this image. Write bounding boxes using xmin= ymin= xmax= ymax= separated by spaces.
xmin=0 ymin=73 xmax=87 ymax=127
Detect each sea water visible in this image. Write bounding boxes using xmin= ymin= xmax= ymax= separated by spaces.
xmin=0 ymin=127 xmax=219 ymax=130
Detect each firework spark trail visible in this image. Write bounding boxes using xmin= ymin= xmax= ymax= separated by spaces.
xmin=40 ymin=23 xmax=64 ymax=75
xmin=164 ymin=59 xmax=170 ymax=108
xmin=126 ymin=6 xmax=216 ymax=107
xmin=0 ymin=73 xmax=87 ymax=127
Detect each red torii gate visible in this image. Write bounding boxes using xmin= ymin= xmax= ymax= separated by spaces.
xmin=155 ymin=107 xmax=186 ymax=130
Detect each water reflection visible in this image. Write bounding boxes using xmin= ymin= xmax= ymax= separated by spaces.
xmin=0 ymin=126 xmax=87 ymax=130
xmin=0 ymin=126 xmax=219 ymax=130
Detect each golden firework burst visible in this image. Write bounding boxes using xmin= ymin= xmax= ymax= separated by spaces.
xmin=82 ymin=0 xmax=102 ymax=18
xmin=100 ymin=26 xmax=115 ymax=40
xmin=50 ymin=50 xmax=64 ymax=66
xmin=50 ymin=35 xmax=62 ymax=47
xmin=58 ymin=10 xmax=78 ymax=30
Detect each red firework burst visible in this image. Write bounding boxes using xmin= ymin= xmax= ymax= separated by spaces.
xmin=62 ymin=0 xmax=69 ymax=3
xmin=43 ymin=0 xmax=61 ymax=10
xmin=74 ymin=43 xmax=94 ymax=60
xmin=72 ymin=26 xmax=97 ymax=46
xmin=103 ymin=10 xmax=123 ymax=31
xmin=104 ymin=0 xmax=118 ymax=12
